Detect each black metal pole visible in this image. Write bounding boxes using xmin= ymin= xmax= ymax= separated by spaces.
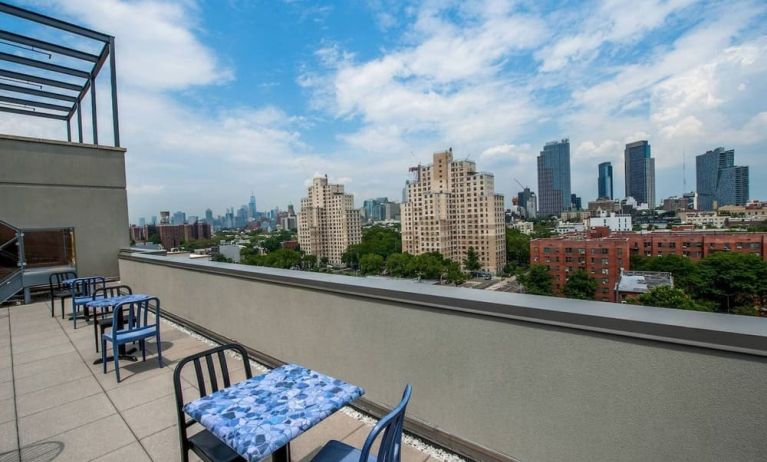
xmin=66 ymin=117 xmax=71 ymax=142
xmin=76 ymin=100 xmax=83 ymax=143
xmin=89 ymin=76 xmax=97 ymax=145
xmin=108 ymin=37 xmax=119 ymax=147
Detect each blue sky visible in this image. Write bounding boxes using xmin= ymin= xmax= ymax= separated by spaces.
xmin=2 ymin=0 xmax=767 ymax=222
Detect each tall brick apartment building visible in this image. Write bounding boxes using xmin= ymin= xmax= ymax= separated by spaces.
xmin=530 ymin=231 xmax=767 ymax=302
xmin=402 ymin=149 xmax=506 ymax=274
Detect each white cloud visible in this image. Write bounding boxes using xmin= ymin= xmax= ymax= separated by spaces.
xmin=44 ymin=0 xmax=232 ymax=91
xmin=537 ymin=0 xmax=697 ymax=72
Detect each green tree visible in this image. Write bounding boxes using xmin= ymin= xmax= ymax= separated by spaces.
xmin=464 ymin=247 xmax=481 ymax=272
xmin=301 ymin=254 xmax=318 ymax=270
xmin=532 ymin=221 xmax=553 ymax=238
xmin=697 ymin=252 xmax=767 ymax=312
xmin=360 ymin=253 xmax=384 ymax=275
xmin=561 ymin=269 xmax=597 ymax=300
xmin=505 ymin=228 xmax=531 ymax=269
xmin=261 ymin=230 xmax=295 ymax=253
xmin=211 ymin=254 xmax=233 ymax=263
xmin=358 ymin=226 xmax=402 ymax=258
xmin=628 ymin=286 xmax=713 ymax=312
xmin=520 ymin=265 xmax=554 ymax=295
xmin=629 ymin=254 xmax=704 ymax=294
xmin=443 ymin=260 xmax=467 ymax=285
xmin=343 ymin=226 xmax=402 ymax=268
xmin=147 ymin=233 xmax=161 ymax=245
xmin=385 ymin=253 xmax=413 ymax=277
xmin=407 ymin=252 xmax=445 ymax=279
xmin=341 ymin=246 xmax=362 ymax=269
xmin=242 ymin=248 xmax=301 ymax=269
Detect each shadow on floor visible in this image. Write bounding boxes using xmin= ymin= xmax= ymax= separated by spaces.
xmin=0 ymin=441 xmax=64 ymax=462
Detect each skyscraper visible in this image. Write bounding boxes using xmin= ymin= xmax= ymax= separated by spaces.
xmin=598 ymin=162 xmax=613 ymax=199
xmin=297 ymin=176 xmax=362 ymax=265
xmin=172 ymin=211 xmax=186 ymax=225
xmin=696 ymin=147 xmax=749 ymax=210
xmin=204 ymin=208 xmax=213 ymax=223
xmin=362 ymin=197 xmax=391 ymax=222
xmin=517 ymin=187 xmax=537 ymax=219
xmin=537 ymin=139 xmax=571 ymax=216
xmin=624 ymin=140 xmax=655 ymax=207
xmin=402 ymin=149 xmax=506 ymax=274
xmin=248 ymin=193 xmax=257 ymax=218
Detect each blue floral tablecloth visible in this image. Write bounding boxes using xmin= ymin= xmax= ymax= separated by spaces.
xmin=183 ymin=363 xmax=364 ymax=461
xmin=85 ymin=294 xmax=150 ymax=309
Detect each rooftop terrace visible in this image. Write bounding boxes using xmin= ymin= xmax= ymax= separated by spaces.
xmin=0 ymin=301 xmax=439 ymax=462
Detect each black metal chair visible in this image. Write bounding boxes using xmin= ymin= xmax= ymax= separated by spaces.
xmin=48 ymin=271 xmax=77 ymax=318
xmin=173 ymin=343 xmax=253 ymax=462
xmin=91 ymin=285 xmax=132 ymax=352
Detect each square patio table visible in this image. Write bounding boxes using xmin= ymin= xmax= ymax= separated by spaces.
xmin=184 ymin=363 xmax=365 ymax=462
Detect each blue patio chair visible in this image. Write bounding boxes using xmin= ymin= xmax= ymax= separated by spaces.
xmin=91 ymin=285 xmax=133 ymax=352
xmin=101 ymin=296 xmax=163 ymax=383
xmin=69 ymin=277 xmax=106 ymax=328
xmin=311 ymin=385 xmax=413 ymax=462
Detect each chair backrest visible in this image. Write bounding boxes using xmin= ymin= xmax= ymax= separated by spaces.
xmin=93 ymin=285 xmax=132 ymax=300
xmin=111 ymin=296 xmax=158 ymax=333
xmin=172 ymin=344 xmax=254 ymax=461
xmin=93 ymin=286 xmax=132 ymax=314
xmin=49 ymin=271 xmax=77 ymax=290
xmin=70 ymin=276 xmax=106 ymax=298
xmin=359 ymin=385 xmax=413 ymax=462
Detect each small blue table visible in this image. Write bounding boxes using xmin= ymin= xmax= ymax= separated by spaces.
xmin=184 ymin=363 xmax=364 ymax=462
xmin=86 ymin=294 xmax=152 ymax=365
xmin=85 ymin=293 xmax=151 ymax=310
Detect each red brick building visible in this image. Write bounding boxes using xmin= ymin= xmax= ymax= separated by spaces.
xmin=530 ymin=231 xmax=767 ymax=302
xmin=158 ymin=223 xmax=211 ymax=250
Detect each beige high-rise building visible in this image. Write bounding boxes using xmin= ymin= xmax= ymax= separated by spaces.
xmin=402 ymin=149 xmax=506 ymax=274
xmin=298 ymin=176 xmax=362 ymax=265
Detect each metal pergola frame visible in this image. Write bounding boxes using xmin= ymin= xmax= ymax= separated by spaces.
xmin=0 ymin=2 xmax=120 ymax=147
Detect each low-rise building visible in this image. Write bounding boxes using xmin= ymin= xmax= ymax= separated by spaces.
xmin=615 ymin=270 xmax=674 ymax=302
xmin=531 ymin=231 xmax=767 ymax=302
xmin=588 ymin=211 xmax=632 ymax=232
xmin=554 ymin=222 xmax=586 ymax=234
xmin=511 ymin=221 xmax=534 ymax=235
xmin=677 ymin=211 xmax=728 ymax=228
xmin=560 ymin=210 xmax=590 ymax=221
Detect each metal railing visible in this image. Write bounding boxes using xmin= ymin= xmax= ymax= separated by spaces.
xmin=0 ymin=2 xmax=120 ymax=146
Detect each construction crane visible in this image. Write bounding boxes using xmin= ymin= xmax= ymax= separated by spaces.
xmin=514 ymin=178 xmax=528 ymax=190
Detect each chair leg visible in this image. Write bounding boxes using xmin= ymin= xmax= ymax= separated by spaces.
xmin=141 ymin=340 xmax=146 ymax=362
xmin=93 ymin=311 xmax=99 ymax=352
xmin=101 ymin=339 xmax=107 ymax=374
xmin=114 ymin=343 xmax=121 ymax=383
xmin=50 ymin=294 xmax=54 ymax=317
xmin=72 ymin=303 xmax=77 ymax=329
xmin=156 ymin=332 xmax=163 ymax=368
xmin=61 ymin=298 xmax=65 ymax=319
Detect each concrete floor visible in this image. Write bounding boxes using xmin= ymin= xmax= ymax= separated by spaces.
xmin=0 ymin=301 xmax=435 ymax=462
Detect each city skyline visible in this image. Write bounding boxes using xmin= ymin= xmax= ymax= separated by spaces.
xmin=133 ymin=140 xmax=754 ymax=224
xmin=1 ymin=0 xmax=765 ymax=223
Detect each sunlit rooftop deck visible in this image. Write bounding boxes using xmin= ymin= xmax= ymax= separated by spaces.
xmin=0 ymin=301 xmax=439 ymax=462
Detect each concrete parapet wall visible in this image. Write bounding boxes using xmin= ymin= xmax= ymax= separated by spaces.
xmin=119 ymin=253 xmax=767 ymax=462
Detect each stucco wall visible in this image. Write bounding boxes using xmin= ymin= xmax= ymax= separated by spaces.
xmin=0 ymin=135 xmax=128 ymax=277
xmin=119 ymin=254 xmax=767 ymax=462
